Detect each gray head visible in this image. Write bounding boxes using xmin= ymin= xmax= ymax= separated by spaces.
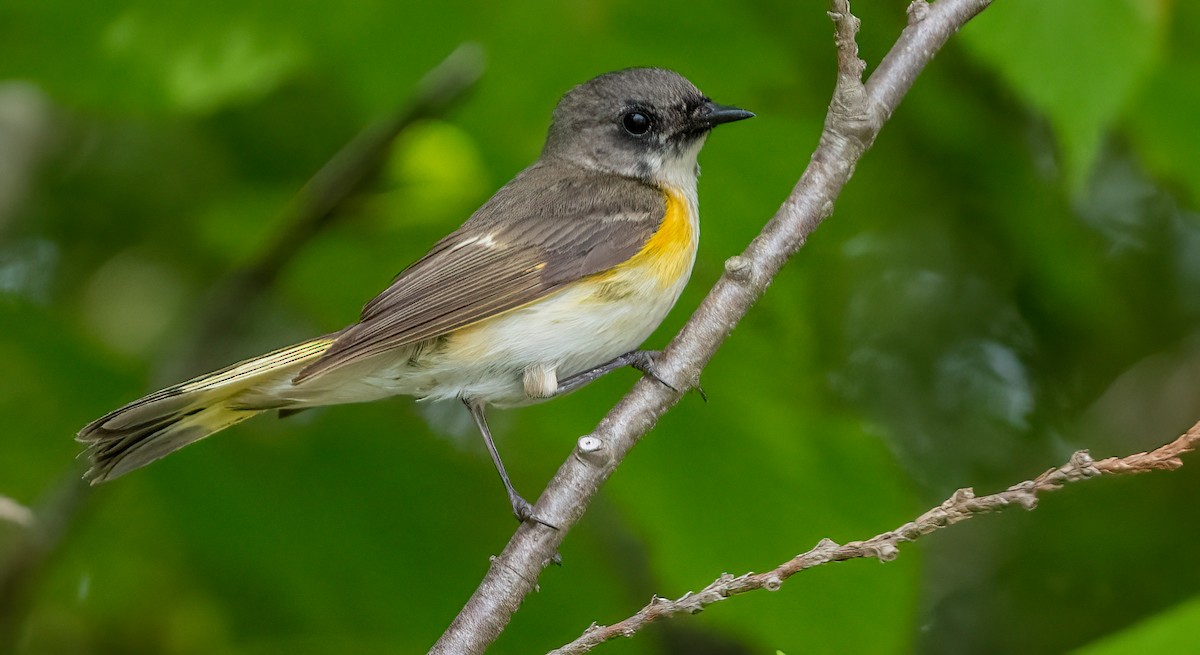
xmin=542 ymin=68 xmax=753 ymax=188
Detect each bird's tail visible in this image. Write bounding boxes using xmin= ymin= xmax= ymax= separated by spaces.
xmin=77 ymin=337 xmax=336 ymax=483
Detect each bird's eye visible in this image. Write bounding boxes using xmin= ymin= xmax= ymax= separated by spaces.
xmin=622 ymin=111 xmax=651 ymax=136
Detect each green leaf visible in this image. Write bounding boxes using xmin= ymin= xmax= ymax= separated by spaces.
xmin=100 ymin=10 xmax=307 ymax=114
xmin=1126 ymin=2 xmax=1200 ymax=207
xmin=961 ymin=0 xmax=1165 ymax=190
xmin=1075 ymin=595 xmax=1200 ymax=654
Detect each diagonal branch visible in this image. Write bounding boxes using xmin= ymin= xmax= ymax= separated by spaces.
xmin=182 ymin=43 xmax=484 ymax=372
xmin=429 ymin=1 xmax=993 ymax=653
xmin=550 ymin=421 xmax=1200 ymax=653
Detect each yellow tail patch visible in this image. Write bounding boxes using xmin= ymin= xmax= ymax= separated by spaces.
xmin=78 ymin=336 xmax=336 ymax=483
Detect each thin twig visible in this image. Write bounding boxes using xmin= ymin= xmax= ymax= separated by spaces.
xmin=550 ymin=421 xmax=1200 ymax=653
xmin=429 ymin=1 xmax=993 ymax=653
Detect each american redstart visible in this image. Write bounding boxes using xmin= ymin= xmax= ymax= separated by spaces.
xmin=77 ymin=68 xmax=753 ymax=521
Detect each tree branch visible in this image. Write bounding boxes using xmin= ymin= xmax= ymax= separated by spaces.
xmin=550 ymin=421 xmax=1200 ymax=653
xmin=429 ymin=1 xmax=993 ymax=653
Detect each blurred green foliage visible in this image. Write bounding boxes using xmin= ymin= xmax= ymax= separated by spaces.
xmin=1 ymin=0 xmax=1198 ymax=653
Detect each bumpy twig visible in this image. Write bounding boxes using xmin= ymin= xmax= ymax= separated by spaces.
xmin=430 ymin=1 xmax=994 ymax=653
xmin=550 ymin=422 xmax=1200 ymax=653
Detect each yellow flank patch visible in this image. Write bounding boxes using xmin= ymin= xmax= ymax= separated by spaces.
xmin=604 ymin=187 xmax=696 ymax=289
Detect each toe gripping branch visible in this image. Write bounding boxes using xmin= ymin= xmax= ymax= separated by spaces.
xmin=557 ymin=350 xmax=706 ymax=401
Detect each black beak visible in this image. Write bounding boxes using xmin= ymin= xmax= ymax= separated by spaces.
xmin=697 ymin=101 xmax=755 ymax=129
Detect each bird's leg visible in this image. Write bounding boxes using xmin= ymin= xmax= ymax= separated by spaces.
xmin=555 ymin=349 xmax=679 ymax=396
xmin=464 ymin=398 xmax=554 ymax=528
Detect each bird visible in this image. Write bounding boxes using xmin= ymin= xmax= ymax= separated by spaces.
xmin=77 ymin=67 xmax=753 ymax=521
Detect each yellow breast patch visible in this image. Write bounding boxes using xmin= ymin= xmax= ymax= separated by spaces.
xmin=638 ymin=187 xmax=696 ymax=287
xmin=596 ymin=187 xmax=696 ymax=291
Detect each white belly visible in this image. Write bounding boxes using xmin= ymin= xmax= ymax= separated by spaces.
xmin=427 ymin=264 xmax=690 ymax=406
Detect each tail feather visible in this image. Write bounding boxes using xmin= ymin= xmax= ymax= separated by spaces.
xmin=78 ymin=337 xmax=335 ymax=483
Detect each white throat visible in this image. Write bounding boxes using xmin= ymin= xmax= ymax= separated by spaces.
xmin=650 ymin=135 xmax=706 ymax=194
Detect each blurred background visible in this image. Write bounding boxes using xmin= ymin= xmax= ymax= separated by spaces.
xmin=1 ymin=0 xmax=1198 ymax=653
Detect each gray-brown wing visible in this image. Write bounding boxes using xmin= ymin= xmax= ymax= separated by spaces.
xmin=293 ymin=162 xmax=665 ymax=382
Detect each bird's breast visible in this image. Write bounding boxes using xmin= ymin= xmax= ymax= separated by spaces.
xmin=595 ymin=186 xmax=698 ymax=292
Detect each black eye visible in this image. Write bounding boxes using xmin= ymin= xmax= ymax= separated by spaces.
xmin=622 ymin=111 xmax=651 ymax=136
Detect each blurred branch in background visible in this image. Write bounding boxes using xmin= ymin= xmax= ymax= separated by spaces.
xmin=0 ymin=44 xmax=484 ymax=652
xmin=0 ymin=475 xmax=89 ymax=646
xmin=0 ymin=497 xmax=33 ymax=528
xmin=550 ymin=420 xmax=1200 ymax=654
xmin=430 ymin=0 xmax=994 ymax=652
xmin=182 ymin=42 xmax=485 ymax=372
